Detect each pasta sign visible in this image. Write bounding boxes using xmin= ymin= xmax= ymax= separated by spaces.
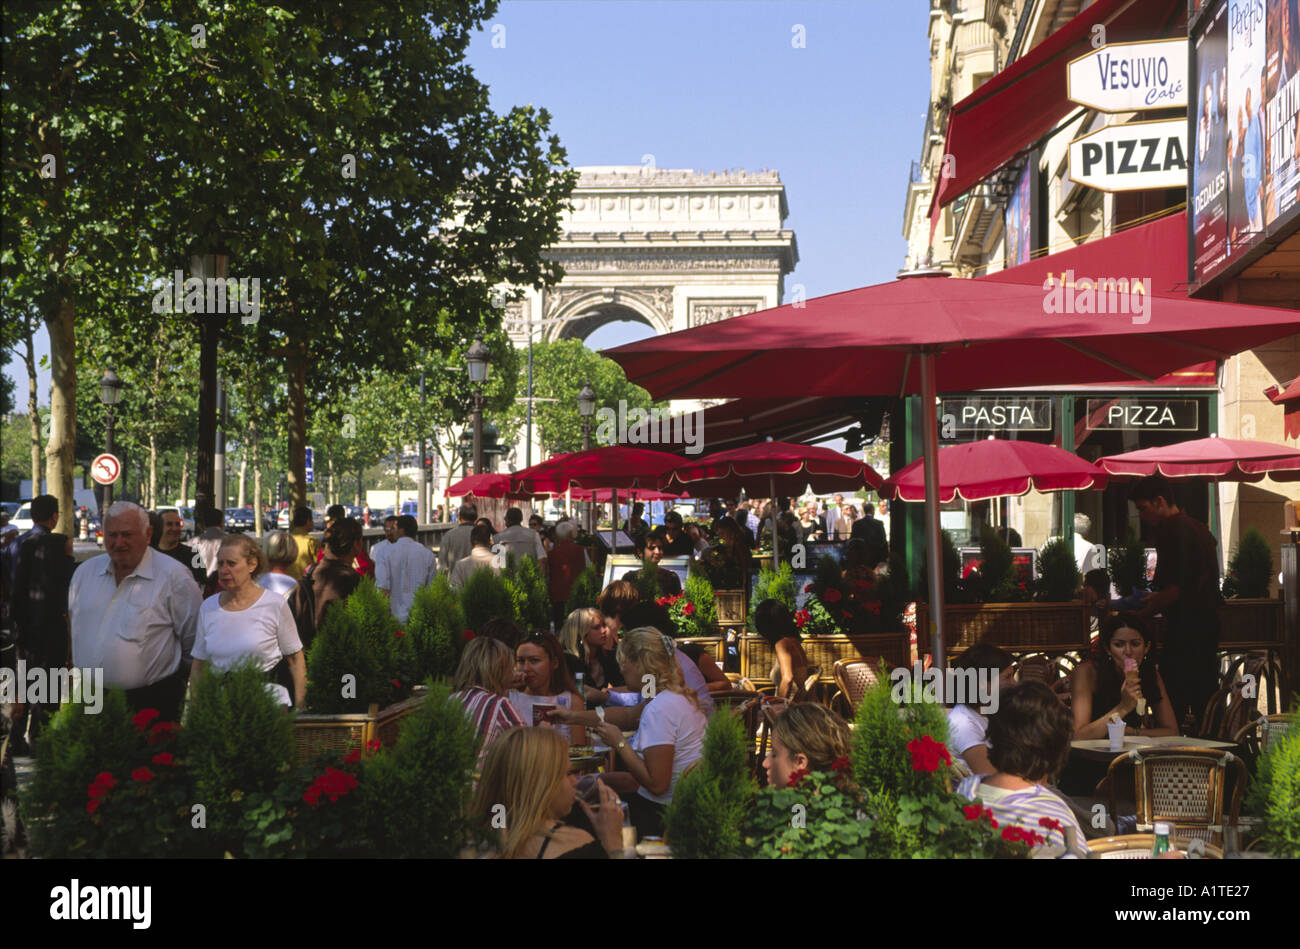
xmin=1068 ymin=119 xmax=1189 ymax=192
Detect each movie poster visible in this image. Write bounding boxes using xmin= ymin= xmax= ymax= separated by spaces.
xmin=1227 ymin=0 xmax=1268 ymax=254
xmin=1004 ymin=163 xmax=1032 ymax=268
xmin=1193 ymin=0 xmax=1230 ymax=281
xmin=1265 ymin=0 xmax=1300 ymax=224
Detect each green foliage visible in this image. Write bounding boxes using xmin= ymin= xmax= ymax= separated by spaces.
xmin=749 ymin=562 xmax=796 ymax=632
xmin=852 ymin=665 xmax=951 ymax=800
xmin=745 ymin=773 xmax=872 ymax=859
xmin=22 ymin=690 xmax=200 ymax=858
xmin=1036 ymin=537 xmax=1081 ymax=602
xmin=1224 ymin=528 xmax=1273 ymax=599
xmin=1108 ymin=528 xmax=1148 ymax=597
xmin=564 ymin=561 xmax=602 ymax=615
xmin=666 ymin=711 xmax=755 ymax=858
xmin=304 ymin=578 xmax=412 ymax=713
xmin=669 ymin=571 xmax=717 ymax=638
xmin=976 ymin=525 xmax=1030 ymax=602
xmin=182 ymin=661 xmax=294 ymax=851
xmin=633 ymin=559 xmax=662 ymax=604
xmin=357 ymin=683 xmax=480 ymax=857
xmin=406 ymin=574 xmax=467 ymax=682
xmin=1246 ymin=716 xmax=1300 ymax=857
xmin=460 ymin=565 xmax=516 ymax=633
xmin=501 ymin=551 xmax=552 ymax=631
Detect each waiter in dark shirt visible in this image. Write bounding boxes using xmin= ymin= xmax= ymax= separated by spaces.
xmin=623 ymin=528 xmax=683 ymax=597
xmin=1132 ymin=476 xmax=1221 ymax=730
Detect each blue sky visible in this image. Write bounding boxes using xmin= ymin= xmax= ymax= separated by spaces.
xmin=4 ymin=0 xmax=931 ymax=398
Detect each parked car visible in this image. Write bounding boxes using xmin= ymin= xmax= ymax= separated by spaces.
xmin=156 ymin=506 xmax=195 ymax=540
xmin=224 ymin=507 xmax=256 ymax=532
xmin=275 ymin=507 xmax=324 ymax=531
xmin=10 ymin=501 xmax=35 ymax=534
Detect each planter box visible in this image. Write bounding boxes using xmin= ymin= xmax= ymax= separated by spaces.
xmin=677 ymin=636 xmax=725 ymax=661
xmin=915 ymin=601 xmax=1090 ymax=658
xmin=1218 ymin=599 xmax=1283 ymax=648
xmin=292 ymin=691 xmax=426 ymax=766
xmin=714 ymin=589 xmax=747 ymax=627
xmin=739 ymin=631 xmax=911 ymax=687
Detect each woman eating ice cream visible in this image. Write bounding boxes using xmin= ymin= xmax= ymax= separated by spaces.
xmin=1070 ymin=613 xmax=1179 ymax=740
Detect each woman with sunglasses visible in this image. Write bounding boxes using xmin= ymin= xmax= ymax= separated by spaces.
xmin=515 ymin=631 xmax=586 ymax=746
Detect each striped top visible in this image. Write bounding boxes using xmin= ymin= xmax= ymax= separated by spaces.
xmin=956 ymin=775 xmax=1088 ymax=857
xmin=455 ymin=687 xmax=527 ymax=765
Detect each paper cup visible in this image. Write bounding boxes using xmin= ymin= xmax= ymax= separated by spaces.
xmin=1107 ymin=719 xmax=1125 ymax=752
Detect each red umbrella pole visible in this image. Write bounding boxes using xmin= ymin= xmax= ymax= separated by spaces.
xmin=610 ymin=488 xmax=617 ymax=558
xmin=770 ymin=472 xmax=779 ymax=572
xmin=920 ymin=350 xmax=948 ymax=670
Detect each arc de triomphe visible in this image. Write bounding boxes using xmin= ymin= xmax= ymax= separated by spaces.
xmin=502 ymin=166 xmax=798 ymax=466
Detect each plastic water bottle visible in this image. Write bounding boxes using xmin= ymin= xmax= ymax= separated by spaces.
xmin=1152 ymin=821 xmax=1172 ymax=857
xmin=575 ymin=672 xmax=585 ymax=712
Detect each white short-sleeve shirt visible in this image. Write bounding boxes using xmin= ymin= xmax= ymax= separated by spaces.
xmin=630 ymin=690 xmax=707 ymax=806
xmin=947 ymin=704 xmax=990 ymax=757
xmin=193 ymin=588 xmax=303 ymax=674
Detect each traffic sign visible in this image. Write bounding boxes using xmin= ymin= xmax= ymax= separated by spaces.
xmin=91 ymin=453 xmax=122 ymax=486
xmin=1068 ymin=118 xmax=1187 ymax=192
xmin=305 ymin=446 xmax=314 ymax=485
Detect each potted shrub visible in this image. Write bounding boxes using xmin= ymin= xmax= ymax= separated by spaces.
xmin=564 ymin=562 xmax=602 ymax=615
xmin=1223 ymin=527 xmax=1273 ymax=599
xmin=665 ymin=711 xmax=754 ymax=857
xmin=664 ymin=571 xmax=717 ymax=639
xmin=502 ymin=552 xmax=551 ymax=631
xmin=406 ymin=574 xmax=469 ymax=683
xmin=1108 ymin=528 xmax=1148 ymax=599
xmin=459 ymin=566 xmax=515 ymax=633
xmin=1244 ymin=711 xmax=1300 ymax=857
xmin=748 ymin=562 xmax=796 ymax=625
xmin=1035 ymin=537 xmax=1080 ymax=603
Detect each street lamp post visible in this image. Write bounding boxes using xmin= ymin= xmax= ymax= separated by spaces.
xmin=99 ymin=367 xmax=124 ymax=510
xmin=465 ymin=339 xmax=491 ymax=476
xmin=577 ymin=382 xmax=596 ymax=531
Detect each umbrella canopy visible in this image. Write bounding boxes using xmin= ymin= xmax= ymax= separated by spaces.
xmin=604 ymin=271 xmax=1299 ymax=668
xmin=663 ymin=441 xmax=883 ymax=569
xmin=509 ymin=446 xmax=684 ymax=495
xmin=569 ymin=487 xmax=683 ymax=502
xmin=663 ymin=440 xmax=883 ymax=497
xmin=446 ymin=473 xmax=538 ymax=499
xmin=604 ymin=275 xmax=1298 ymax=401
xmin=877 ymin=438 xmax=1107 ymax=502
xmin=1097 ymin=437 xmax=1300 ymax=482
xmin=1265 ymin=376 xmax=1300 ymax=440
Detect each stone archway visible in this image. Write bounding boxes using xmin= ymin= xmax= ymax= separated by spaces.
xmin=544 ymin=289 xmax=672 ymax=343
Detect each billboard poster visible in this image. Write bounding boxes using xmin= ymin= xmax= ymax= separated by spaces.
xmin=1264 ymin=0 xmax=1300 ymax=225
xmin=1227 ymin=0 xmax=1268 ymax=254
xmin=1004 ymin=162 xmax=1032 ymax=268
xmin=1193 ymin=0 xmax=1231 ymax=281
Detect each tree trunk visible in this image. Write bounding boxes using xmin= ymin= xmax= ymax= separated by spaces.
xmin=23 ymin=329 xmax=41 ymax=492
xmin=394 ymin=445 xmax=402 ymax=510
xmin=286 ymin=337 xmax=309 ymax=509
xmin=354 ymin=470 xmax=362 ymax=507
xmin=251 ymin=419 xmax=263 ymax=537
xmin=180 ymin=447 xmax=191 ymax=507
xmin=46 ymin=295 xmax=77 ymax=535
xmin=327 ymin=453 xmax=336 ymax=507
xmin=237 ymin=442 xmax=248 ymax=508
xmin=148 ymin=432 xmax=158 ymax=509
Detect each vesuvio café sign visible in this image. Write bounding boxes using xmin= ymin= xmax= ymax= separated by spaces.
xmin=1067 ymin=38 xmax=1188 ymax=112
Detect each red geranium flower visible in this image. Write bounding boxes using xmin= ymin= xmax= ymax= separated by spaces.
xmin=682 ymin=601 xmax=696 ymax=616
xmin=152 ymin=752 xmax=174 ymax=767
xmin=395 ymin=630 xmax=405 ymax=639
xmin=391 ymin=679 xmax=402 ymax=689
xmin=822 ymin=588 xmax=842 ymax=603
xmin=366 ymin=739 xmax=382 ymax=752
xmin=87 ymin=772 xmax=116 ymax=800
xmin=865 ymin=602 xmax=882 ymax=615
xmin=148 ymin=721 xmax=177 ymax=745
xmin=1038 ymin=816 xmax=1063 ymax=835
xmin=906 ymin=735 xmax=952 ymax=773
xmin=86 ymin=799 xmax=101 ymax=815
xmin=462 ymin=629 xmax=475 ymax=642
xmin=132 ymin=767 xmax=156 ymax=784
xmin=831 ymin=756 xmax=850 ymax=773
xmin=302 ymin=766 xmax=359 ymax=806
xmin=132 ymin=708 xmax=161 ymax=731
xmin=963 ymin=803 xmax=984 ymax=821
xmin=342 ymin=749 xmax=361 ymax=765
xmin=794 ymin=609 xmax=811 ymax=629
xmin=786 ymin=768 xmax=810 ymax=788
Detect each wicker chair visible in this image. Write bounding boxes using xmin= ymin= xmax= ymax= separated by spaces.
xmin=830 ymin=659 xmax=880 ymax=718
xmin=1232 ymin=713 xmax=1296 ymax=758
xmin=1087 ymin=833 xmax=1224 ymax=859
xmin=1102 ymin=747 xmax=1246 ymax=848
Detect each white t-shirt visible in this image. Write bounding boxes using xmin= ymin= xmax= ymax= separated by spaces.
xmin=947 ymin=704 xmax=989 ymax=757
xmin=631 ymin=690 xmax=707 ymax=806
xmin=258 ymin=572 xmax=298 ymax=600
xmin=675 ymin=648 xmax=714 ymax=715
xmin=193 ymin=588 xmax=303 ymax=674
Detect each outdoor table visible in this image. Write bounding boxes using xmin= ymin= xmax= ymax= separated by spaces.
xmin=568 ymin=752 xmax=605 ymax=774
xmin=1069 ymin=735 xmax=1235 ymax=763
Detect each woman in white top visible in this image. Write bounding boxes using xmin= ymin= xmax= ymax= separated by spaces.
xmin=945 ymin=642 xmax=1016 ymax=776
xmin=590 ymin=626 xmax=707 ymax=837
xmin=257 ymin=531 xmax=299 ymax=599
xmin=191 ymin=533 xmax=306 ymax=708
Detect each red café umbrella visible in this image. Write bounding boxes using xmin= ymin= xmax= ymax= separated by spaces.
xmin=662 ymin=440 xmax=884 ymax=569
xmin=446 ymin=473 xmax=540 ymax=499
xmin=878 ymin=438 xmax=1108 ymax=502
xmin=570 ymin=487 xmax=683 ymax=502
xmin=510 ymin=446 xmax=684 ymax=552
xmin=1098 ymin=436 xmax=1300 ymax=482
xmin=604 ymin=271 xmax=1300 ymax=667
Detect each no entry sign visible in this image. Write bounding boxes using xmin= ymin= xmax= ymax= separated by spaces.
xmin=91 ymin=453 xmax=122 ymax=486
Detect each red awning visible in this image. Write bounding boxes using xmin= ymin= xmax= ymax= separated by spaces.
xmin=928 ymin=0 xmax=1183 ymax=230
xmin=620 ymin=397 xmax=866 ymax=455
xmin=981 ymin=212 xmax=1216 ymax=388
xmin=1265 ymin=376 xmax=1300 ymax=440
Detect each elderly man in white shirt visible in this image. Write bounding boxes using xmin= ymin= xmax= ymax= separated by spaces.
xmin=69 ymin=501 xmax=201 ymax=721
xmin=492 ymin=507 xmax=547 ymax=568
xmin=375 ymin=514 xmax=436 ymax=623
